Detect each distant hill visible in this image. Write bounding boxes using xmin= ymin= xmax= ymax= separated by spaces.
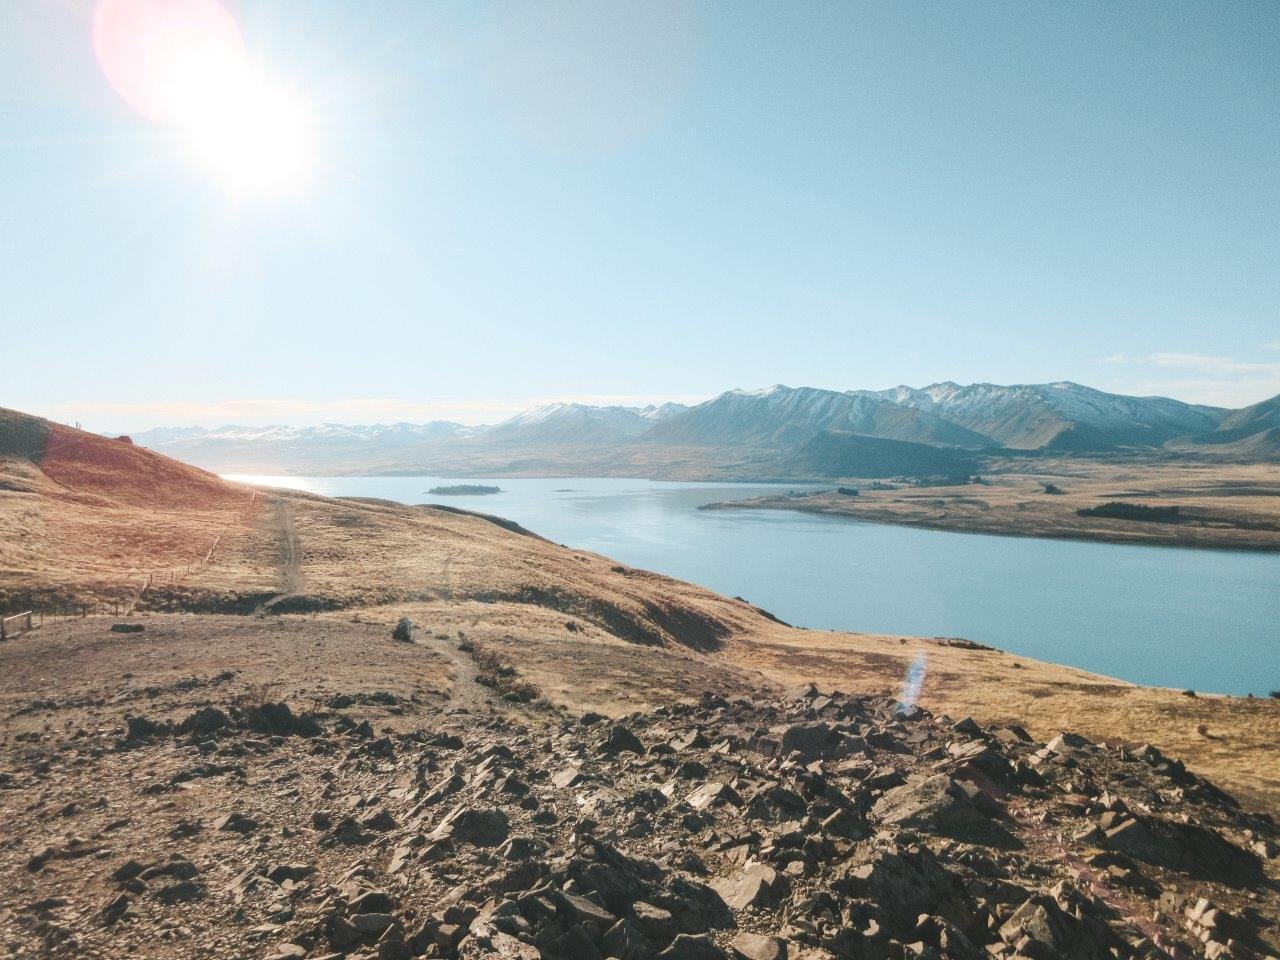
xmin=131 ymin=420 xmax=478 ymax=473
xmin=137 ymin=421 xmax=475 ymax=448
xmin=1 ymin=407 xmax=239 ymax=508
xmin=774 ymin=430 xmax=982 ymax=479
xmin=132 ymin=403 xmax=694 ymax=471
xmin=478 ymin=401 xmax=686 ymax=447
xmin=126 ymin=381 xmax=1275 ymax=476
xmin=1169 ymin=393 xmax=1280 ymax=456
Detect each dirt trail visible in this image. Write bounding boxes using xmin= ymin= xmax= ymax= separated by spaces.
xmin=414 ymin=628 xmax=503 ymax=714
xmin=254 ymin=497 xmax=305 ymax=614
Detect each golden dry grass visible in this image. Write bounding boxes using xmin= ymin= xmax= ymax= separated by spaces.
xmin=713 ymin=458 xmax=1280 ymax=551
xmin=3 ymin=410 xmax=1277 ymax=813
xmin=0 ymin=410 xmax=262 ymax=608
xmin=725 ymin=627 xmax=1280 ymax=812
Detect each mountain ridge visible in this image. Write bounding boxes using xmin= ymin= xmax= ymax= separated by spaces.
xmin=127 ymin=381 xmax=1279 ymax=476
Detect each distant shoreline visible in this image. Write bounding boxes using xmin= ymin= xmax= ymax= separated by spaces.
xmin=703 ymin=476 xmax=1280 ymax=554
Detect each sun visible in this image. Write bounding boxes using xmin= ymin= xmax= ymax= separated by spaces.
xmin=93 ymin=0 xmax=313 ymax=195
xmin=171 ymin=60 xmax=312 ymax=194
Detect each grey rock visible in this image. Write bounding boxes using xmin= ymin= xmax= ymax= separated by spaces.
xmin=435 ymin=805 xmax=510 ymax=846
xmin=212 ymin=811 xmax=259 ymax=833
xmin=602 ymin=724 xmax=646 ymax=755
xmin=660 ymin=933 xmax=728 ymax=960
xmin=712 ymin=862 xmax=790 ymax=911
xmin=730 ymin=932 xmax=786 ymax=960
xmin=603 ymin=918 xmax=658 ymax=960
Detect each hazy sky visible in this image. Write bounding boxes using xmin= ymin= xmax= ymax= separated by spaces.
xmin=3 ymin=0 xmax=1279 ymax=430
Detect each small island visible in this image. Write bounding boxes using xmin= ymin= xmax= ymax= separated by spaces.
xmin=426 ymin=484 xmax=503 ymax=496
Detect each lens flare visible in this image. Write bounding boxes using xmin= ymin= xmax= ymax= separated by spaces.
xmin=896 ymin=653 xmax=927 ymax=715
xmin=93 ymin=0 xmax=312 ymax=194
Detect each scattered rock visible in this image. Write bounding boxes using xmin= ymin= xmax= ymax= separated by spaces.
xmin=212 ymin=811 xmax=259 ymax=833
xmin=712 ymin=862 xmax=789 ymax=910
xmin=601 ymin=724 xmax=646 ymax=755
xmin=4 ymin=680 xmax=1277 ymax=960
xmin=392 ymin=617 xmax=414 ymax=643
xmin=730 ymin=932 xmax=785 ymax=960
xmin=434 ymin=805 xmax=510 ymax=846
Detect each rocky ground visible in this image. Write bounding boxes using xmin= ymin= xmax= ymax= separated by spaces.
xmin=6 ymin=411 xmax=1280 ymax=813
xmin=2 ymin=623 xmax=1277 ymax=960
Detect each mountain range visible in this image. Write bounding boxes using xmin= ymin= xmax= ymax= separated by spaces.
xmin=129 ymin=381 xmax=1280 ymax=478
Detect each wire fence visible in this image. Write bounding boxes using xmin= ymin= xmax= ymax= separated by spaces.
xmin=126 ymin=490 xmax=258 ymax=609
xmin=0 ymin=611 xmax=34 ymax=641
xmin=1 ymin=490 xmax=260 ymax=634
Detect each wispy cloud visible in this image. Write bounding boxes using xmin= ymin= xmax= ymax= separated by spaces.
xmin=1128 ymin=379 xmax=1278 ymax=408
xmin=41 ymin=393 xmax=711 ymax=432
xmin=1146 ymin=352 xmax=1280 ymax=375
xmin=1097 ymin=351 xmax=1280 ymax=407
xmin=1263 ymin=341 xmax=1280 ymax=353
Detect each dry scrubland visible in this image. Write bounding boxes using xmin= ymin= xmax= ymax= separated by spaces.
xmin=1 ymin=410 xmax=1277 ymax=813
xmin=706 ymin=458 xmax=1280 ymax=552
xmin=3 ymin=410 xmax=1280 ymax=959
xmin=3 ymin=618 xmax=1279 ymax=959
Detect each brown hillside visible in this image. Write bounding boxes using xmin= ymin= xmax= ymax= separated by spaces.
xmin=1 ymin=406 xmax=1277 ymax=812
xmin=0 ymin=408 xmax=240 ymax=508
xmin=0 ymin=408 xmax=259 ymax=609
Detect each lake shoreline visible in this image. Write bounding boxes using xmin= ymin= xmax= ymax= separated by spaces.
xmin=221 ymin=473 xmax=1279 ymax=696
xmin=702 ymin=496 xmax=1280 ymax=554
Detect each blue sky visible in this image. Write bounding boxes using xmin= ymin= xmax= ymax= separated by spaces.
xmin=3 ymin=0 xmax=1279 ymax=430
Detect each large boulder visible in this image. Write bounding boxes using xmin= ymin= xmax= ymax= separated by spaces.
xmin=872 ymin=775 xmax=1018 ymax=847
xmin=433 ymin=805 xmax=510 ymax=847
xmin=833 ymin=846 xmax=973 ymax=937
xmin=711 ymin=863 xmax=790 ymax=911
xmin=777 ymin=722 xmax=860 ymax=760
xmin=998 ymin=894 xmax=1115 ymax=960
xmin=1104 ymin=816 xmax=1262 ymax=887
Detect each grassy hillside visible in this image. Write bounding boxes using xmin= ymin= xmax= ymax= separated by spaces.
xmin=2 ymin=406 xmax=1277 ymax=810
xmin=776 ymin=430 xmax=981 ymax=479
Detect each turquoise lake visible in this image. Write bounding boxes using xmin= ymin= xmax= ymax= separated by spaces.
xmin=229 ymin=474 xmax=1280 ymax=696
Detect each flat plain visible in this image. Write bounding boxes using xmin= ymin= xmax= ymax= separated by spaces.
xmin=704 ymin=458 xmax=1280 ymax=552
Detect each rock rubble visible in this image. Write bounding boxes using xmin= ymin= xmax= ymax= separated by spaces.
xmin=3 ymin=682 xmax=1278 ymax=959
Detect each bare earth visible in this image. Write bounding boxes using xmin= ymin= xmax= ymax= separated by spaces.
xmin=2 ymin=413 xmax=1277 ymax=812
xmin=4 ymin=616 xmax=1278 ymax=959
xmin=3 ymin=411 xmax=1280 ymax=958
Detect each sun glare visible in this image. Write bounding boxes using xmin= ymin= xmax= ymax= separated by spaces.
xmin=93 ymin=0 xmax=313 ymax=195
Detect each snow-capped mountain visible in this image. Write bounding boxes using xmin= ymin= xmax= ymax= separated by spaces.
xmin=135 ymin=420 xmax=474 ymax=452
xmin=643 ymin=385 xmax=995 ymax=449
xmin=481 ymin=402 xmax=685 ymax=447
xmin=640 ymin=402 xmax=691 ymax=422
xmin=871 ymin=381 xmax=1226 ymax=450
xmin=130 ymin=421 xmax=476 ymax=472
xmin=127 ymin=382 xmax=1275 ymax=475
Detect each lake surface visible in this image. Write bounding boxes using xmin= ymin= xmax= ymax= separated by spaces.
xmin=228 ymin=474 xmax=1280 ymax=695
